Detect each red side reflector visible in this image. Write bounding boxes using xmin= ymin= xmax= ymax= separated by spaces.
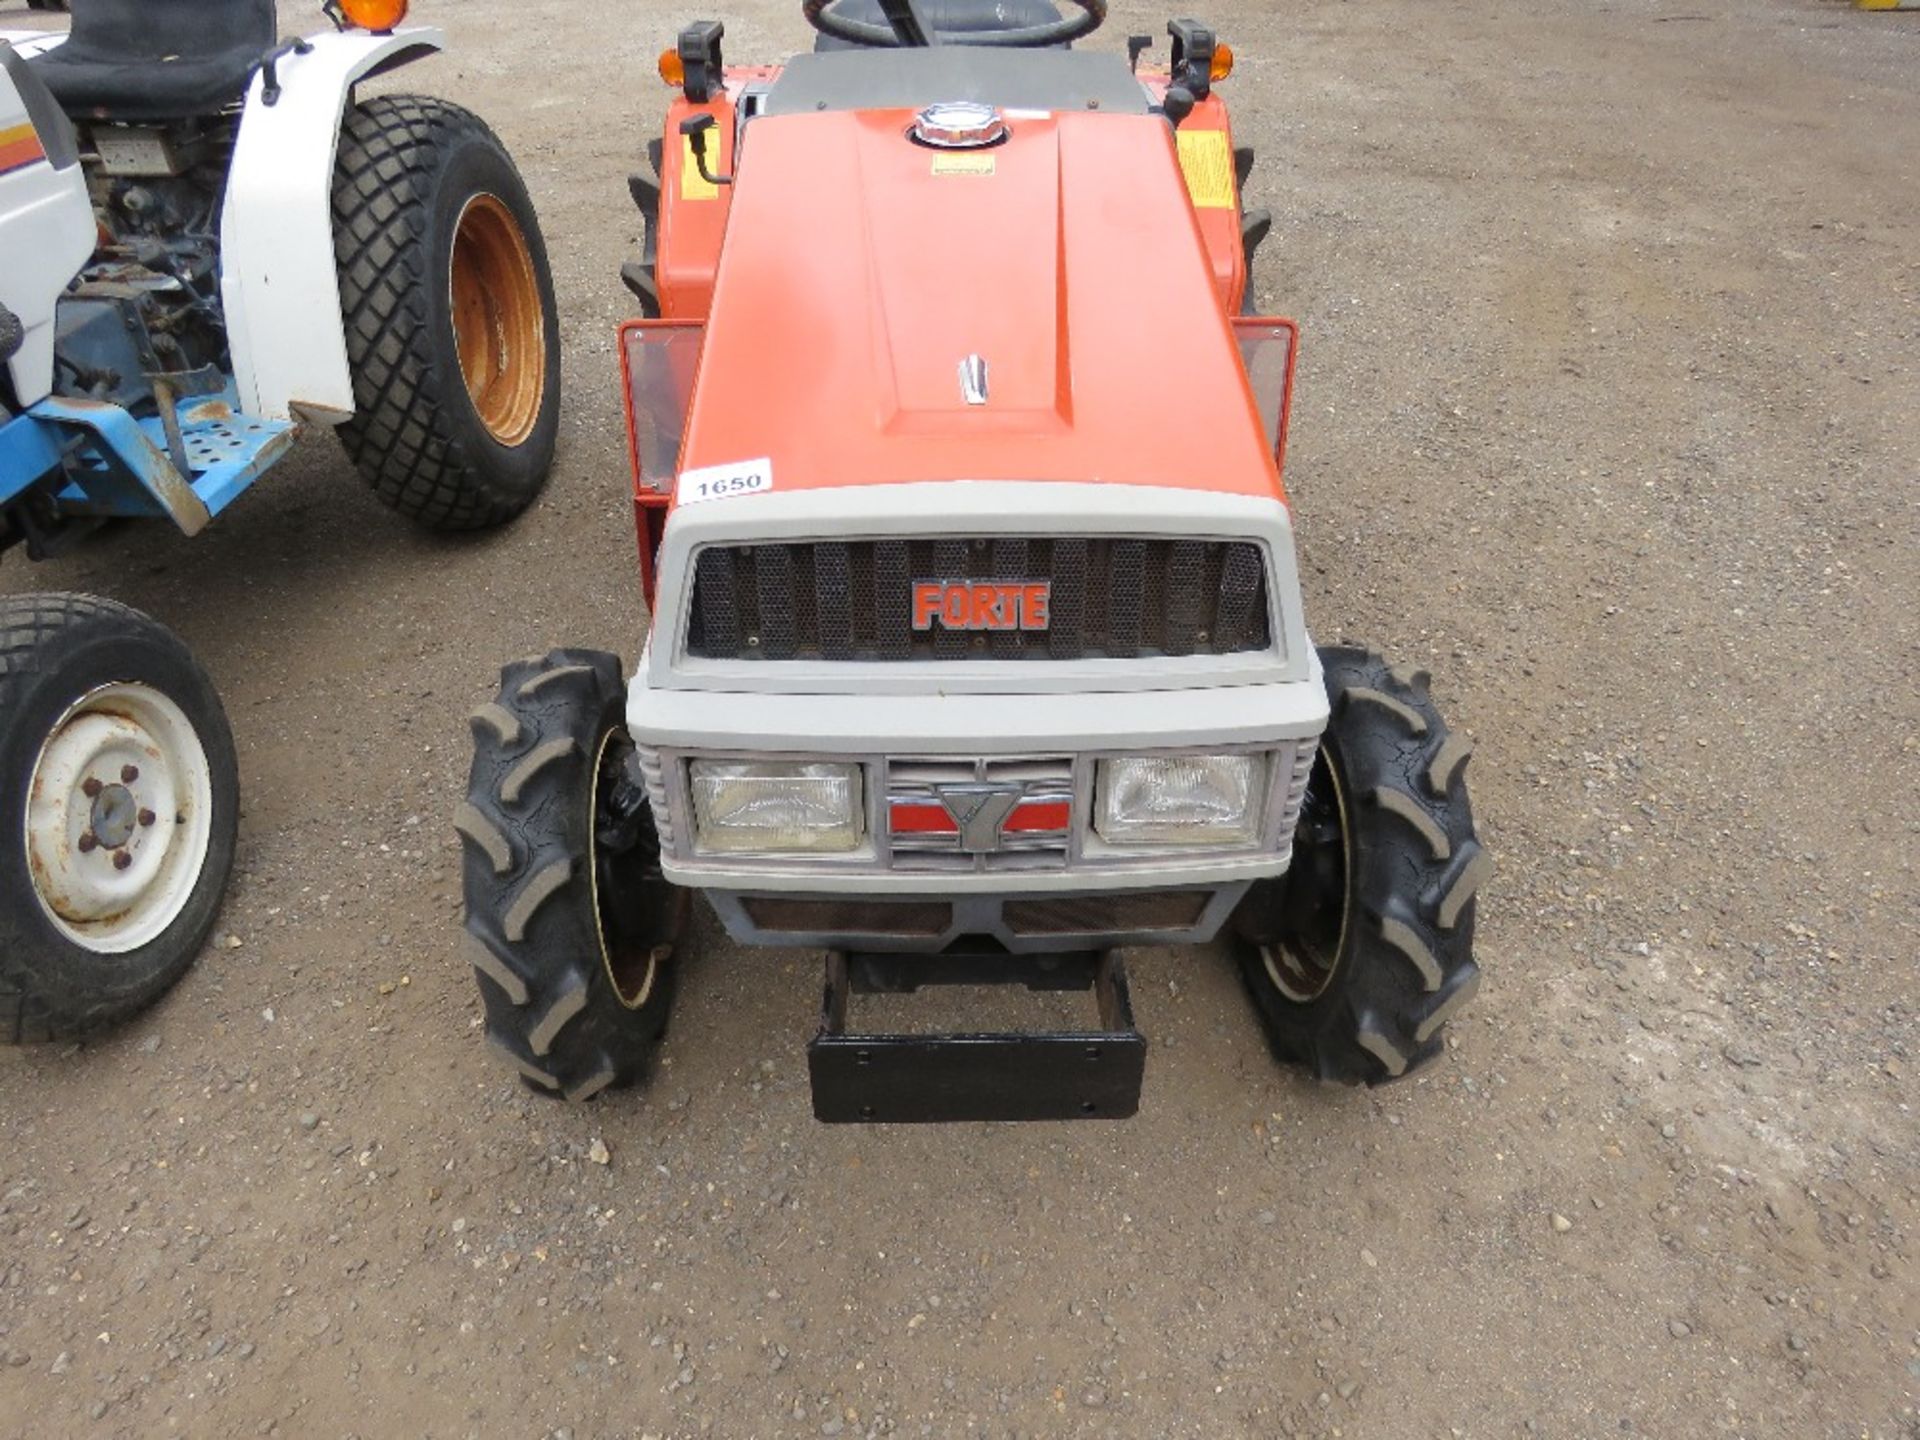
xmin=1004 ymin=800 xmax=1070 ymax=833
xmin=890 ymin=801 xmax=958 ymax=834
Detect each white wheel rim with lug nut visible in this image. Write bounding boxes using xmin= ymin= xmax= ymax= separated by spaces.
xmin=25 ymin=682 xmax=215 ymax=955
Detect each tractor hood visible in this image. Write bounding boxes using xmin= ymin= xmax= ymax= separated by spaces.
xmin=674 ymin=108 xmax=1281 ymax=502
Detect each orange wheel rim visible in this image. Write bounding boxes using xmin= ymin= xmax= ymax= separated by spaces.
xmin=449 ymin=193 xmax=545 ymax=447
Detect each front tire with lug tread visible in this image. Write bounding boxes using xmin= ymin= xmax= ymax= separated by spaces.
xmin=1232 ymin=645 xmax=1488 ymax=1084
xmin=458 ymin=649 xmax=684 ymax=1101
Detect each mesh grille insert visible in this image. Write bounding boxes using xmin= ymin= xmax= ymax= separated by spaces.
xmin=685 ymin=538 xmax=1271 ymax=662
xmin=741 ymin=897 xmax=953 ymax=938
xmin=1003 ymin=891 xmax=1211 ymax=936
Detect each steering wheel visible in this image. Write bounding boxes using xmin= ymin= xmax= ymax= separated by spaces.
xmin=802 ymin=0 xmax=1107 ymax=49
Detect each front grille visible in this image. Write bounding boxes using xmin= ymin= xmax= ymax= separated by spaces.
xmin=685 ymin=538 xmax=1271 ymax=662
xmin=1003 ymin=891 xmax=1211 ymax=936
xmin=887 ymin=755 xmax=1074 ymax=872
xmin=740 ymin=897 xmax=952 ymax=937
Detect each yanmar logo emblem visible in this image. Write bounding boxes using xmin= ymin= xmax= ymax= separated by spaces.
xmin=911 ymin=580 xmax=1051 ymax=632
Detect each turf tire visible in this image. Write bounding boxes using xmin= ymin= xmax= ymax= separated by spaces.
xmin=458 ymin=649 xmax=681 ymax=1101
xmin=332 ymin=94 xmax=560 ymax=530
xmin=0 ymin=594 xmax=238 ymax=1043
xmin=1233 ymin=646 xmax=1488 ymax=1083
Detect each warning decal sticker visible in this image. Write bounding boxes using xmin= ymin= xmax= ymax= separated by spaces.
xmin=680 ymin=133 xmax=719 ymax=201
xmin=1176 ymin=129 xmax=1235 ymax=209
xmin=931 ymin=152 xmax=996 ymax=177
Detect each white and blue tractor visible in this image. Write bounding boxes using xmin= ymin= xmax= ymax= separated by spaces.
xmin=0 ymin=0 xmax=560 ymax=1041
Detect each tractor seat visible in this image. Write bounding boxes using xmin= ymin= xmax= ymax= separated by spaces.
xmin=30 ymin=0 xmax=277 ymax=123
xmin=812 ymin=0 xmax=1067 ymax=51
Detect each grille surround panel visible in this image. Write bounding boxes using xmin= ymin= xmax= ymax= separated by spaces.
xmin=685 ymin=537 xmax=1273 ymax=663
xmin=637 ymin=741 xmax=1314 ymax=874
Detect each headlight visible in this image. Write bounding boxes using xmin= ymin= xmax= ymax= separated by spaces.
xmin=1095 ymin=753 xmax=1261 ymax=846
xmin=689 ymin=760 xmax=864 ymax=854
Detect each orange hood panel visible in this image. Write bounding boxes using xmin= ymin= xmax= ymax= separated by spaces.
xmin=677 ymin=108 xmax=1281 ymax=501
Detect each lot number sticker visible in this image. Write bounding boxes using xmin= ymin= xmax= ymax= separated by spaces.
xmin=676 ymin=456 xmax=774 ymax=506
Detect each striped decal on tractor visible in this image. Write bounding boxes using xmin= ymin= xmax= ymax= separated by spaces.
xmin=0 ymin=122 xmax=47 ymax=175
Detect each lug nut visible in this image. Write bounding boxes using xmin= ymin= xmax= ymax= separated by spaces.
xmin=121 ymin=764 xmax=140 ymax=784
xmin=113 ymin=850 xmax=133 ymax=871
xmin=82 ymin=777 xmax=104 ymax=798
xmin=78 ymin=833 xmax=99 ymax=854
xmin=138 ymin=809 xmax=156 ymax=828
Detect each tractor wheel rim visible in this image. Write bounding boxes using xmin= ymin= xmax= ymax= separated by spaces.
xmin=25 ymin=682 xmax=214 ymax=955
xmin=449 ymin=192 xmax=545 ymax=448
xmin=588 ymin=728 xmax=664 ymax=1010
xmin=1262 ymin=744 xmax=1352 ymax=1004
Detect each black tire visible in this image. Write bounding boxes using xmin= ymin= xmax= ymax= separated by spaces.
xmin=1232 ymin=646 xmax=1489 ymax=1084
xmin=0 ymin=594 xmax=238 ymax=1043
xmin=458 ymin=649 xmax=686 ymax=1101
xmin=332 ymin=94 xmax=560 ymax=531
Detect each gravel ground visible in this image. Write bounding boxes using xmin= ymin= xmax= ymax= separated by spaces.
xmin=2 ymin=1 xmax=1917 ymax=1436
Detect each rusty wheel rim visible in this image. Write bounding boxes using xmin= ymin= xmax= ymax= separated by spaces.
xmin=449 ymin=192 xmax=545 ymax=447
xmin=25 ymin=682 xmax=214 ymax=955
xmin=587 ymin=728 xmax=686 ymax=1011
xmin=1262 ymin=744 xmax=1353 ymax=1004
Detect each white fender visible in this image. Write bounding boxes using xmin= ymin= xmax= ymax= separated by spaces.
xmin=220 ymin=26 xmax=444 ymax=424
xmin=0 ymin=31 xmax=67 ymax=60
xmin=0 ymin=37 xmax=92 ymax=408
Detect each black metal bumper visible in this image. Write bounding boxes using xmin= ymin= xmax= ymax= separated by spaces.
xmin=807 ymin=948 xmax=1146 ymax=1123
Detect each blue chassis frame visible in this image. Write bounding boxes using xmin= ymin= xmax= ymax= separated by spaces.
xmin=0 ymin=384 xmax=297 ymax=539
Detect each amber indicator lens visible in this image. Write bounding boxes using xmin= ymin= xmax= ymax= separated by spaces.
xmin=339 ymin=0 xmax=409 ymax=32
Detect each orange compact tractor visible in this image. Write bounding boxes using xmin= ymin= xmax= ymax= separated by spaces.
xmin=457 ymin=0 xmax=1489 ymax=1119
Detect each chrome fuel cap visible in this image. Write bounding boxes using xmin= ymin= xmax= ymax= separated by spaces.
xmin=911 ymin=101 xmax=1008 ymax=149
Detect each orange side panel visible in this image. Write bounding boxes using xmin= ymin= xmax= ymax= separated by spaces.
xmin=653 ymin=67 xmax=783 ymax=320
xmin=1183 ymin=93 xmax=1248 ymax=315
xmin=656 ymin=92 xmax=735 ymax=319
xmin=1139 ymin=80 xmax=1246 ymax=314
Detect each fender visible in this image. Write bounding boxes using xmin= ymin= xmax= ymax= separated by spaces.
xmin=0 ymin=38 xmax=93 ymax=408
xmin=219 ymin=26 xmax=445 ymax=424
xmin=0 ymin=31 xmax=67 ymax=60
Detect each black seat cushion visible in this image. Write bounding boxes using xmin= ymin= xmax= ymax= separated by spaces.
xmin=813 ymin=0 xmax=1066 ymax=51
xmin=31 ymin=0 xmax=277 ymax=122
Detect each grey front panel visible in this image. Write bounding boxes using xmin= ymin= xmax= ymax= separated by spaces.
xmin=705 ymin=882 xmax=1250 ymax=954
xmin=762 ymin=49 xmax=1151 ymax=118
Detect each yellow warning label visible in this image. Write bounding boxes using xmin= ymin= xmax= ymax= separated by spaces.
xmin=680 ymin=133 xmax=719 ymax=201
xmin=1176 ymin=129 xmax=1235 ymax=209
xmin=931 ymin=152 xmax=996 ymax=177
